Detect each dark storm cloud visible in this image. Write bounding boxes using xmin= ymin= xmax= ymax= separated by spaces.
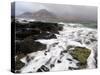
xmin=11 ymin=1 xmax=97 ymax=21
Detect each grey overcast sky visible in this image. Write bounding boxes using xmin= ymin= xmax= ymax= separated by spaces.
xmin=11 ymin=1 xmax=97 ymax=21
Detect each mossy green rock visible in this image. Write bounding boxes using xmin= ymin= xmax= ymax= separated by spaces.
xmin=70 ymin=47 xmax=91 ymax=69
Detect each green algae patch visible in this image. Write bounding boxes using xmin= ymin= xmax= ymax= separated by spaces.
xmin=70 ymin=47 xmax=91 ymax=69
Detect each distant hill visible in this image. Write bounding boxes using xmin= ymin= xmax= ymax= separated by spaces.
xmin=32 ymin=9 xmax=59 ymax=22
xmin=17 ymin=12 xmax=33 ymax=19
xmin=16 ymin=9 xmax=97 ymax=23
xmin=17 ymin=9 xmax=59 ymax=22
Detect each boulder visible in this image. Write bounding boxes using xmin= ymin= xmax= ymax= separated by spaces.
xmin=15 ymin=60 xmax=25 ymax=70
xmin=16 ymin=28 xmax=41 ymax=39
xmin=32 ymin=33 xmax=57 ymax=40
xmin=69 ymin=47 xmax=91 ymax=69
xmin=37 ymin=65 xmax=49 ymax=72
xmin=16 ymin=36 xmax=46 ymax=55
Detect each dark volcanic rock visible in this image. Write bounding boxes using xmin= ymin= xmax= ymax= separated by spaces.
xmin=57 ymin=60 xmax=62 ymax=63
xmin=37 ymin=68 xmax=43 ymax=72
xmin=16 ymin=28 xmax=41 ymax=39
xmin=41 ymin=65 xmax=49 ymax=72
xmin=15 ymin=21 xmax=61 ymax=55
xmin=16 ymin=31 xmax=34 ymax=39
xmin=37 ymin=65 xmax=49 ymax=72
xmin=29 ymin=21 xmax=62 ymax=33
xmin=16 ymin=36 xmax=46 ymax=55
xmin=15 ymin=60 xmax=25 ymax=70
xmin=67 ymin=58 xmax=73 ymax=61
xmin=50 ymin=64 xmax=55 ymax=68
xmin=15 ymin=21 xmax=62 ymax=40
xmin=68 ymin=67 xmax=78 ymax=70
xmin=32 ymin=33 xmax=57 ymax=40
xmin=16 ymin=21 xmax=62 ymax=33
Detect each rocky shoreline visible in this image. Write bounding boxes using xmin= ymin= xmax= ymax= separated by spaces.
xmin=11 ymin=18 xmax=97 ymax=73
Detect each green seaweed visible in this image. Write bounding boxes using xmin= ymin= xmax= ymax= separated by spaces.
xmin=70 ymin=47 xmax=91 ymax=69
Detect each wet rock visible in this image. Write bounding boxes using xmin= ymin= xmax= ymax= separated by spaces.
xmin=41 ymin=65 xmax=49 ymax=72
xmin=77 ymin=63 xmax=87 ymax=69
xmin=57 ymin=60 xmax=62 ymax=63
xmin=52 ymin=43 xmax=58 ymax=47
xmin=69 ymin=67 xmax=78 ymax=70
xmin=16 ymin=31 xmax=33 ymax=39
xmin=15 ymin=22 xmax=29 ymax=28
xmin=16 ymin=28 xmax=41 ymax=39
xmin=90 ymin=38 xmax=97 ymax=42
xmin=58 ymin=24 xmax=63 ymax=31
xmin=16 ymin=36 xmax=46 ymax=55
xmin=28 ymin=71 xmax=33 ymax=73
xmin=15 ymin=21 xmax=63 ymax=36
xmin=16 ymin=42 xmax=22 ymax=55
xmin=61 ymin=50 xmax=68 ymax=54
xmin=37 ymin=65 xmax=49 ymax=72
xmin=41 ymin=33 xmax=56 ymax=39
xmin=26 ymin=55 xmax=31 ymax=63
xmin=67 ymin=45 xmax=74 ymax=50
xmin=44 ymin=52 xmax=47 ymax=55
xmin=14 ymin=21 xmax=62 ymax=53
xmin=29 ymin=21 xmax=62 ymax=34
xmin=94 ymin=46 xmax=98 ymax=68
xmin=32 ymin=33 xmax=57 ymax=40
xmin=85 ymin=41 xmax=90 ymax=45
xmin=69 ymin=47 xmax=91 ymax=69
xmin=50 ymin=64 xmax=55 ymax=68
xmin=37 ymin=68 xmax=43 ymax=72
xmin=15 ymin=60 xmax=25 ymax=70
xmin=16 ymin=53 xmax=25 ymax=61
xmin=67 ymin=58 xmax=73 ymax=61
